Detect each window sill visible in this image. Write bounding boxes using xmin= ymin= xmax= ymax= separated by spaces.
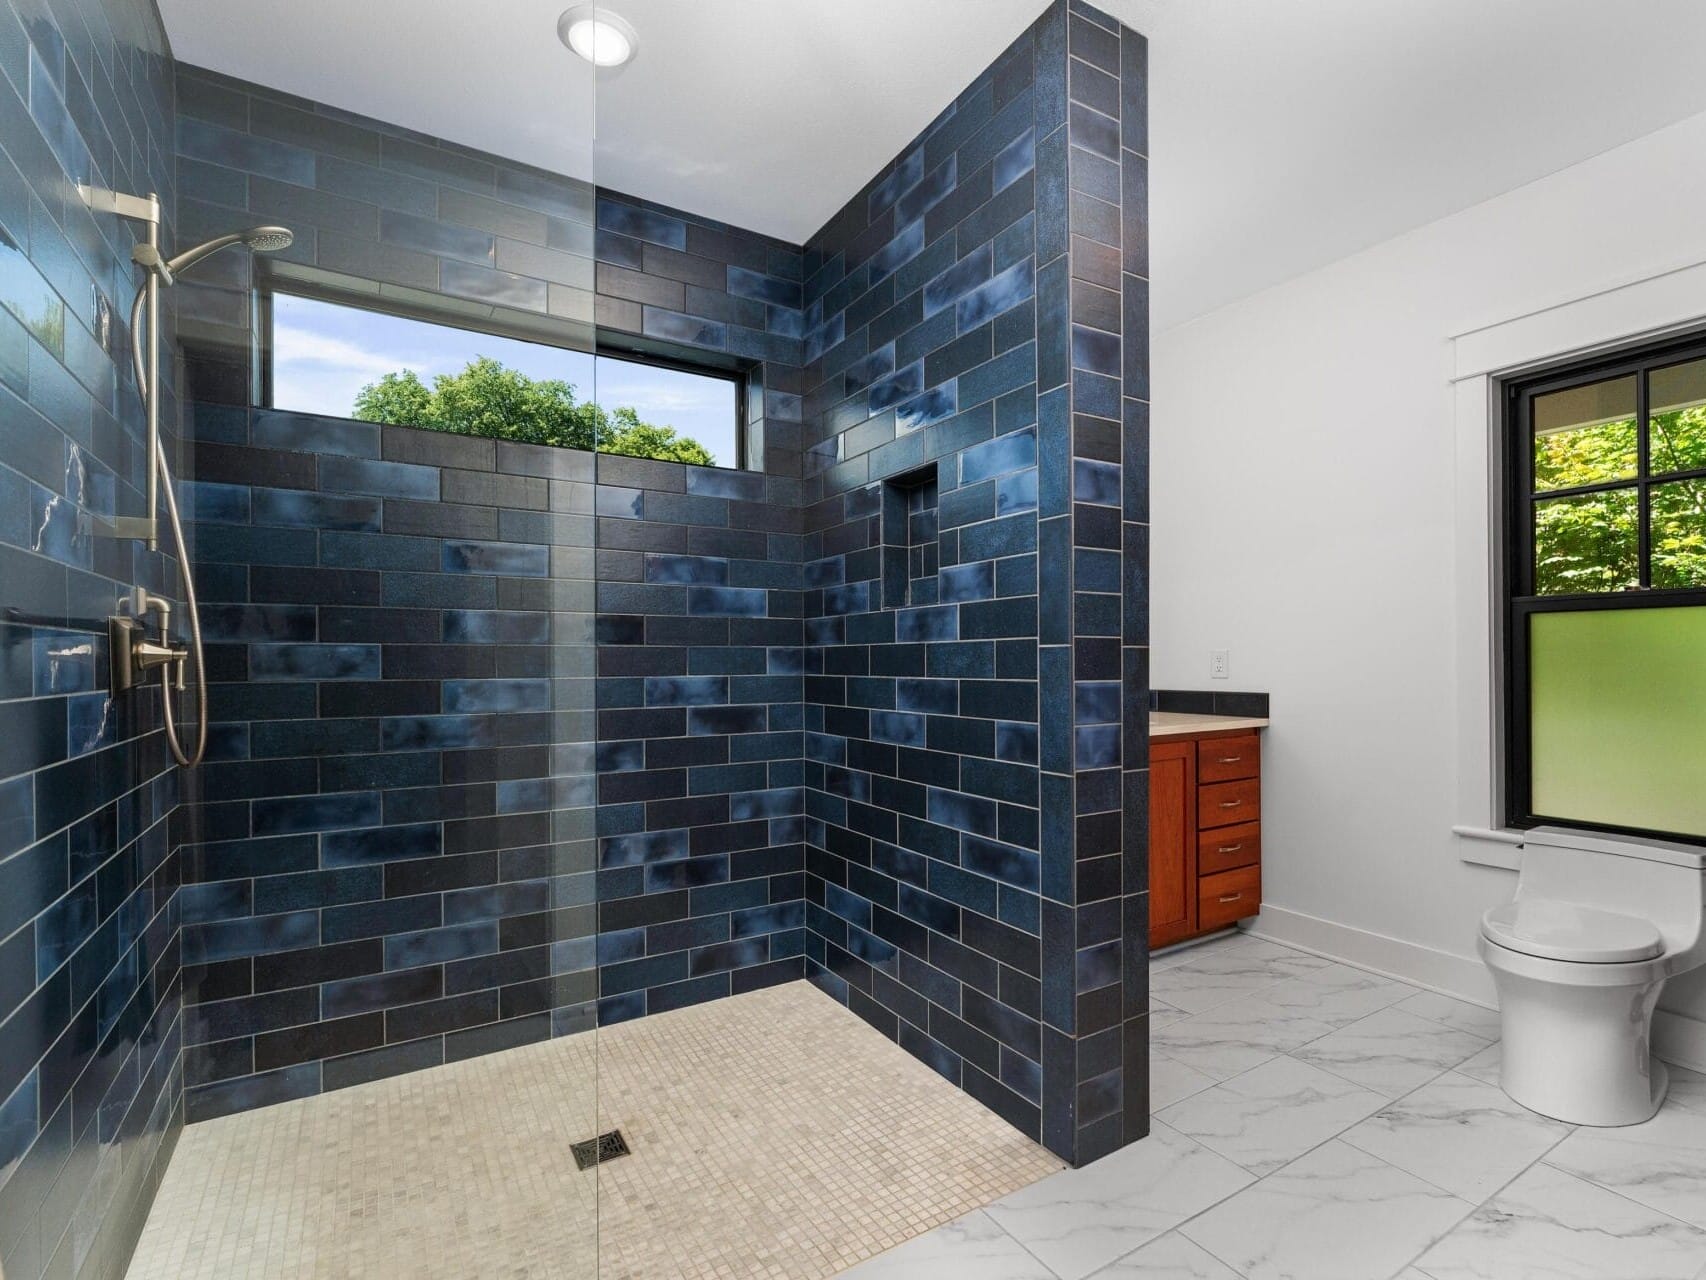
xmin=1452 ymin=826 xmax=1523 ymax=871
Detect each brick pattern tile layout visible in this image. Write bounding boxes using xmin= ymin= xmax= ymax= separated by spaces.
xmin=796 ymin=0 xmax=1150 ymax=1167
xmin=0 ymin=1 xmax=186 ymax=1278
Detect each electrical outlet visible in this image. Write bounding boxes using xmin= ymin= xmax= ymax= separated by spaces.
xmin=1210 ymin=649 xmax=1230 ymax=680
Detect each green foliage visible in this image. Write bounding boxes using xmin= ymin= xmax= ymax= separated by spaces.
xmin=1532 ymin=408 xmax=1706 ymax=593
xmin=351 ymin=356 xmax=713 ymax=465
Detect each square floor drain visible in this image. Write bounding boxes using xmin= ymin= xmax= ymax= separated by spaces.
xmin=571 ymin=1129 xmax=631 ymax=1171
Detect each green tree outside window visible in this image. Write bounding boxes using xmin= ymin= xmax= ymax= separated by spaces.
xmin=352 ymin=356 xmax=714 ymax=465
xmin=1531 ymin=403 xmax=1706 ymax=593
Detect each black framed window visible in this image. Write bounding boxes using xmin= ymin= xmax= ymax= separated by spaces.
xmin=262 ymin=289 xmax=746 ymax=469
xmin=1504 ymin=334 xmax=1706 ymax=842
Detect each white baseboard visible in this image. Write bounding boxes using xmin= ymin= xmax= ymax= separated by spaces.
xmin=1241 ymin=904 xmax=1706 ymax=1073
xmin=1241 ymin=904 xmax=1499 ymax=1007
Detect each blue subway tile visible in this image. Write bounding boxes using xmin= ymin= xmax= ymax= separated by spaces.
xmin=250 ymin=644 xmax=381 ymax=681
xmin=645 ymin=554 xmax=729 ymax=585
xmin=923 ymin=243 xmax=994 ymax=319
xmin=645 ymin=676 xmax=728 ymax=707
xmin=183 ymin=910 xmax=319 ymax=964
xmin=442 ymin=540 xmax=550 ymax=577
xmin=688 ymin=587 xmax=767 ymax=617
xmin=897 ymin=383 xmax=957 ymax=434
xmin=866 ymin=361 xmax=923 ymax=415
xmin=939 ymin=562 xmax=995 ymax=604
xmin=596 ymin=198 xmax=686 ymax=250
xmin=384 ymin=921 xmax=499 ymax=970
xmin=254 ymin=792 xmax=383 ymax=836
xmin=869 ymin=711 xmax=926 ymax=747
xmin=957 ymin=259 xmax=1035 ymax=332
xmin=444 ymin=678 xmax=549 ymax=713
xmin=960 ymin=425 xmax=1037 ymax=485
xmin=896 ymin=605 xmax=959 ymax=642
xmin=599 ymin=828 xmax=690 ymax=868
xmin=319 ymin=457 xmax=439 ymax=500
xmin=1074 ymin=724 xmax=1121 ymax=769
xmin=997 ymin=468 xmax=1039 ymax=516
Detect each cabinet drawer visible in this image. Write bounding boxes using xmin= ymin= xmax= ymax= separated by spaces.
xmin=1197 ymin=734 xmax=1259 ymax=784
xmin=1199 ymin=866 xmax=1261 ymax=931
xmin=1198 ymin=777 xmax=1259 ymax=829
xmin=1198 ymin=822 xmax=1260 ymax=875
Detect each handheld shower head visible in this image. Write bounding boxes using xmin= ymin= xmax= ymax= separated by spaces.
xmin=162 ymin=225 xmax=295 ymax=277
xmin=240 ymin=226 xmax=295 ymax=253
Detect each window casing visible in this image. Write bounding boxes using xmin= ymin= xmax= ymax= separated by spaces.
xmin=1503 ymin=332 xmax=1706 ymax=843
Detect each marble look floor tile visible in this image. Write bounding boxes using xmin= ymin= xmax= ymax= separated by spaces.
xmin=1149 ymin=997 xmax=1339 ymax=1081
xmin=1414 ymin=1163 xmax=1706 ymax=1280
xmin=1150 ymin=997 xmax=1190 ymax=1031
xmin=1157 ymin=1055 xmax=1388 ymax=1175
xmin=1395 ymin=991 xmax=1503 ymax=1041
xmin=1150 ymin=932 xmax=1257 ymax=973
xmin=1180 ymin=1140 xmax=1471 ymax=1280
xmin=1543 ymin=1066 xmax=1706 ymax=1229
xmin=1341 ymin=1070 xmax=1572 ymax=1202
xmin=1149 ymin=943 xmax=1330 ymax=1015
xmin=1454 ymin=1040 xmax=1502 ymax=1087
xmin=1091 ymin=1232 xmax=1241 ymax=1278
xmin=839 ymin=1211 xmax=1057 ymax=1279
xmin=1221 ymin=936 xmax=1334 ymax=968
xmin=1261 ymin=963 xmax=1417 ymax=1029
xmin=1148 ymin=958 xmax=1289 ymax=1015
xmin=986 ymin=1122 xmax=1253 ymax=1280
xmin=1149 ymin=1050 xmax=1219 ymax=1111
xmin=1291 ymin=1007 xmax=1491 ymax=1098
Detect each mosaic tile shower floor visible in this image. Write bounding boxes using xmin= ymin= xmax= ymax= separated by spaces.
xmin=125 ymin=982 xmax=1063 ymax=1280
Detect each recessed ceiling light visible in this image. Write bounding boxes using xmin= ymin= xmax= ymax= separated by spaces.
xmin=558 ymin=5 xmax=639 ymax=68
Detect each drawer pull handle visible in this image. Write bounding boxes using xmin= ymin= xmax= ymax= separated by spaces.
xmin=1217 ymin=843 xmax=1244 ymax=854
xmin=1219 ymin=800 xmax=1242 ymax=809
xmin=1216 ymin=755 xmax=1243 ymax=764
xmin=1218 ymin=893 xmax=1243 ymax=903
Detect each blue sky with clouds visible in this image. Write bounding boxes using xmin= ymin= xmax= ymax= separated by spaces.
xmin=271 ymin=293 xmax=739 ymax=466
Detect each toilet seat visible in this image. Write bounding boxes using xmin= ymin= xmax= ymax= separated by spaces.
xmin=1481 ymin=898 xmax=1664 ymax=964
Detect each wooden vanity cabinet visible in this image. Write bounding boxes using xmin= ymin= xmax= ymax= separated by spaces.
xmin=1148 ymin=731 xmax=1261 ymax=948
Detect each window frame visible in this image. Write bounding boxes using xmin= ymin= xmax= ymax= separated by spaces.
xmin=257 ymin=280 xmax=750 ymax=472
xmin=1502 ymin=331 xmax=1706 ymax=843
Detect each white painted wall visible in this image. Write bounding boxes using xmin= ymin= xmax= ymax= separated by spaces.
xmin=1151 ymin=107 xmax=1706 ymax=1039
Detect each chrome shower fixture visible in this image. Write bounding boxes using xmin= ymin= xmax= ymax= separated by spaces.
xmin=81 ymin=182 xmax=294 ymax=767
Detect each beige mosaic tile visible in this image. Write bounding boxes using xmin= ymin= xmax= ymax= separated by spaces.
xmin=126 ymin=981 xmax=1061 ymax=1280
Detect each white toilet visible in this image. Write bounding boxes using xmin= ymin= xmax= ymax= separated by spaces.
xmin=1478 ymin=826 xmax=1706 ymax=1126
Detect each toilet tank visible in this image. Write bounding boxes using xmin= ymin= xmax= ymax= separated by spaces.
xmin=1518 ymin=827 xmax=1706 ymax=958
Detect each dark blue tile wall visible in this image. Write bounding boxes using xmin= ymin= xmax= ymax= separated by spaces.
xmin=794 ymin=0 xmax=1148 ymax=1166
xmin=0 ymin=0 xmax=184 ymax=1276
xmin=591 ymin=453 xmax=808 ymax=1021
xmin=171 ymin=65 xmax=807 ymax=477
xmin=158 ymin=0 xmax=1146 ymax=1174
xmin=174 ymin=408 xmax=601 ymax=1120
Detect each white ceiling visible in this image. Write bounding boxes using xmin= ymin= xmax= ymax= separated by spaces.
xmin=159 ymin=0 xmax=1706 ymax=330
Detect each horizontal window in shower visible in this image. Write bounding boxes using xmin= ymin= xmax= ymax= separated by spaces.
xmin=264 ymin=291 xmax=743 ymax=468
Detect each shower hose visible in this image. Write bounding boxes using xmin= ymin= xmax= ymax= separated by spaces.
xmin=130 ymin=285 xmax=207 ymax=767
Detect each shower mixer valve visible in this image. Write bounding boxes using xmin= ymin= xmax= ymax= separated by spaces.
xmin=110 ymin=589 xmax=188 ymax=696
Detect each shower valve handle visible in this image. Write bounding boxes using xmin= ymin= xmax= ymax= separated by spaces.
xmin=111 ymin=591 xmax=188 ymax=694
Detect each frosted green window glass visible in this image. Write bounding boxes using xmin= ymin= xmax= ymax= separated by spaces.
xmin=1530 ymin=606 xmax=1706 ymax=837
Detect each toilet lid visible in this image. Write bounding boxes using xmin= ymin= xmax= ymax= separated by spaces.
xmin=1481 ymin=899 xmax=1664 ymax=964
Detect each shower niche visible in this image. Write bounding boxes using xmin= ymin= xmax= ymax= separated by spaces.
xmin=881 ymin=465 xmax=942 ymax=612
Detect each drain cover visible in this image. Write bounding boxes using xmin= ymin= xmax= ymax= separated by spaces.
xmin=571 ymin=1129 xmax=631 ymax=1171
